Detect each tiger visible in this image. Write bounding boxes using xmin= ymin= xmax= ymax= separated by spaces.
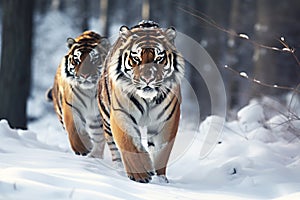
xmin=48 ymin=30 xmax=110 ymax=158
xmin=97 ymin=20 xmax=185 ymax=183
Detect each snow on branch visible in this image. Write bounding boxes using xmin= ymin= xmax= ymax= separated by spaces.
xmin=176 ymin=3 xmax=299 ymax=65
xmin=176 ymin=3 xmax=300 ymax=94
xmin=224 ymin=64 xmax=300 ymax=94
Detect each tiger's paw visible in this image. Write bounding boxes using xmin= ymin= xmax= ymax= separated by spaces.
xmin=73 ymin=144 xmax=90 ymax=156
xmin=113 ymin=160 xmax=124 ymax=170
xmin=88 ymin=147 xmax=104 ymax=159
xmin=70 ymin=135 xmax=92 ymax=157
xmin=128 ymin=171 xmax=155 ymax=183
xmin=122 ymin=151 xmax=154 ymax=183
xmin=74 ymin=150 xmax=90 ymax=156
xmin=88 ymin=153 xmax=103 ymax=159
xmin=157 ymin=175 xmax=169 ymax=183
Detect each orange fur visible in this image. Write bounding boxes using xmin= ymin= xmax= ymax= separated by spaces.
xmin=97 ymin=21 xmax=185 ymax=183
xmin=51 ymin=31 xmax=109 ymax=156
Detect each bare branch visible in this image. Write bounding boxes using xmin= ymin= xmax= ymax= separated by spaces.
xmin=176 ymin=4 xmax=298 ymax=55
xmin=224 ymin=65 xmax=300 ymax=94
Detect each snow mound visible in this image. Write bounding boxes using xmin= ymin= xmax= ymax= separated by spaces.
xmin=3 ymin=97 xmax=300 ymax=199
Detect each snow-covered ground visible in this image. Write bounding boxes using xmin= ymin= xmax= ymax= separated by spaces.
xmin=1 ymin=11 xmax=300 ymax=200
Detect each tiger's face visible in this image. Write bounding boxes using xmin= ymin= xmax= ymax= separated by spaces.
xmin=112 ymin=24 xmax=184 ymax=100
xmin=64 ymin=31 xmax=110 ymax=89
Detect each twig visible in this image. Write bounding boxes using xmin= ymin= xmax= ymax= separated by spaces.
xmin=224 ymin=64 xmax=300 ymax=94
xmin=176 ymin=4 xmax=300 ymax=64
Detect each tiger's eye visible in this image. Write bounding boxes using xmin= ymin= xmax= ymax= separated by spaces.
xmin=156 ymin=56 xmax=164 ymax=62
xmin=74 ymin=58 xmax=80 ymax=64
xmin=133 ymin=56 xmax=140 ymax=63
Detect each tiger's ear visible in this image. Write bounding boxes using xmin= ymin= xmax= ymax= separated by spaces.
xmin=100 ymin=38 xmax=111 ymax=51
xmin=119 ymin=25 xmax=131 ymax=41
xmin=165 ymin=27 xmax=176 ymax=43
xmin=67 ymin=37 xmax=76 ymax=49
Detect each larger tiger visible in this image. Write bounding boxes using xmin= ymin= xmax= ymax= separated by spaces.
xmin=49 ymin=31 xmax=110 ymax=158
xmin=98 ymin=21 xmax=185 ymax=183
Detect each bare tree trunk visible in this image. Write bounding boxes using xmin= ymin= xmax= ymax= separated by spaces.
xmin=35 ymin=0 xmax=51 ymax=15
xmin=80 ymin=0 xmax=90 ymax=31
xmin=226 ymin=0 xmax=256 ymax=109
xmin=252 ymin=0 xmax=300 ymax=97
xmin=0 ymin=0 xmax=35 ymax=129
xmin=226 ymin=0 xmax=240 ymax=109
xmin=192 ymin=0 xmax=230 ymax=120
xmin=51 ymin=0 xmax=65 ymax=11
xmin=142 ymin=0 xmax=150 ymax=20
xmin=252 ymin=0 xmax=277 ymax=97
xmin=100 ymin=0 xmax=108 ymax=36
xmin=149 ymin=0 xmax=172 ymax=27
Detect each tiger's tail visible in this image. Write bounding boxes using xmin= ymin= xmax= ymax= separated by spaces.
xmin=45 ymin=87 xmax=53 ymax=102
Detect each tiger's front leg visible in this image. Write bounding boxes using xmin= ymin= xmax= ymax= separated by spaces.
xmin=62 ymin=103 xmax=92 ymax=156
xmin=148 ymin=99 xmax=181 ymax=183
xmin=110 ymin=110 xmax=154 ymax=183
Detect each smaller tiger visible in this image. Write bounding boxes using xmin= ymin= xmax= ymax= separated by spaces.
xmin=48 ymin=31 xmax=110 ymax=158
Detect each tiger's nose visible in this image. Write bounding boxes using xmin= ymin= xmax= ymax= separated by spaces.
xmin=141 ymin=75 xmax=154 ymax=84
xmin=81 ymin=73 xmax=89 ymax=79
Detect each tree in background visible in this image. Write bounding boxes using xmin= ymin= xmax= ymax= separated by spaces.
xmin=226 ymin=0 xmax=256 ymax=109
xmin=252 ymin=0 xmax=300 ymax=97
xmin=1 ymin=0 xmax=299 ymax=128
xmin=0 ymin=0 xmax=35 ymax=129
xmin=80 ymin=0 xmax=90 ymax=31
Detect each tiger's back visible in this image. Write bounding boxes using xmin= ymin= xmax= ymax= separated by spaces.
xmin=52 ymin=30 xmax=110 ymax=157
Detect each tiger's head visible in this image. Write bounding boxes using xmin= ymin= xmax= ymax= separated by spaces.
xmin=110 ymin=21 xmax=184 ymax=100
xmin=63 ymin=31 xmax=110 ymax=89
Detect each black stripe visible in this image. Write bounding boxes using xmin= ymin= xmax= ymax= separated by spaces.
xmin=130 ymin=115 xmax=138 ymax=125
xmin=102 ymin=119 xmax=112 ymax=136
xmin=92 ymin=138 xmax=103 ymax=143
xmin=103 ymin=126 xmax=112 ymax=137
xmin=148 ymin=142 xmax=155 ymax=147
xmin=72 ymin=88 xmax=87 ymax=108
xmin=116 ymin=73 xmax=125 ymax=81
xmin=113 ymin=94 xmax=138 ymax=125
xmin=103 ymin=123 xmax=111 ymax=133
xmin=64 ymin=55 xmax=73 ymax=77
xmin=92 ymin=133 xmax=102 ymax=136
xmin=157 ymin=95 xmax=175 ymax=120
xmin=129 ymin=95 xmax=144 ymax=115
xmin=74 ymin=86 xmax=90 ymax=98
xmin=107 ymin=141 xmax=116 ymax=145
xmin=65 ymin=100 xmax=86 ymax=124
xmin=112 ymin=158 xmax=122 ymax=162
xmin=76 ymin=38 xmax=99 ymax=44
xmin=99 ymin=100 xmax=110 ymax=118
xmin=58 ymin=91 xmax=63 ymax=115
xmin=171 ymin=53 xmax=179 ymax=72
xmin=89 ymin=124 xmax=102 ymax=129
xmin=116 ymin=55 xmax=123 ymax=77
xmin=114 ymin=92 xmax=125 ymax=109
xmin=155 ymin=88 xmax=170 ymax=105
xmin=104 ymin=77 xmax=111 ymax=105
xmin=164 ymin=100 xmax=178 ymax=122
xmin=105 ymin=130 xmax=113 ymax=137
xmin=91 ymin=116 xmax=101 ymax=123
xmin=112 ymin=107 xmax=138 ymax=126
xmin=134 ymin=127 xmax=140 ymax=135
xmin=110 ymin=148 xmax=119 ymax=151
xmin=102 ymin=119 xmax=110 ymax=129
